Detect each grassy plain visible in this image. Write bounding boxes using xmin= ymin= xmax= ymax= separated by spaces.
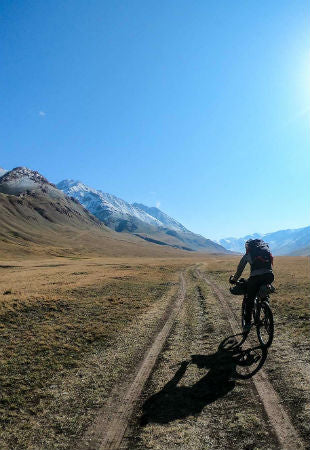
xmin=0 ymin=255 xmax=197 ymax=449
xmin=0 ymin=254 xmax=308 ymax=449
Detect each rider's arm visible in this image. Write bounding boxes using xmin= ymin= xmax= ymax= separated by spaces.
xmin=232 ymin=254 xmax=248 ymax=281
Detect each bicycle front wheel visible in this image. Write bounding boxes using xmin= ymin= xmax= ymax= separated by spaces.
xmin=256 ymin=301 xmax=274 ymax=347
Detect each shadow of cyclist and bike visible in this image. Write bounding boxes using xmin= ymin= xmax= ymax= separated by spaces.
xmin=140 ymin=333 xmax=268 ymax=426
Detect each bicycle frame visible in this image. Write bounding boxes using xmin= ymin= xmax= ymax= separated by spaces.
xmin=253 ymin=294 xmax=270 ymax=325
xmin=242 ymin=290 xmax=274 ymax=347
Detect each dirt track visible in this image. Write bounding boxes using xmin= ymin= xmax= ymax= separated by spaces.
xmin=76 ymin=266 xmax=306 ymax=450
xmin=76 ymin=273 xmax=186 ymax=450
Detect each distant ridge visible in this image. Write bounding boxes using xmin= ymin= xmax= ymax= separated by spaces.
xmin=219 ymin=226 xmax=310 ymax=256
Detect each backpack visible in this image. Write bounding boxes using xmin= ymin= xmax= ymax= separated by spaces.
xmin=247 ymin=239 xmax=273 ymax=271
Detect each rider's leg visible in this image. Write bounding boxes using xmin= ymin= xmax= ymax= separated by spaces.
xmin=263 ymin=273 xmax=274 ymax=286
xmin=245 ymin=276 xmax=261 ymax=324
xmin=245 ymin=273 xmax=275 ymax=325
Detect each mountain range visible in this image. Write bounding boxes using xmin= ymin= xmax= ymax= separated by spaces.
xmin=56 ymin=179 xmax=227 ymax=253
xmin=218 ymin=226 xmax=310 ymax=256
xmin=1 ymin=166 xmax=308 ymax=257
xmin=0 ymin=167 xmax=227 ymax=256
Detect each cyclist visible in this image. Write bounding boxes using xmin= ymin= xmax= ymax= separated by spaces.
xmin=230 ymin=239 xmax=274 ymax=331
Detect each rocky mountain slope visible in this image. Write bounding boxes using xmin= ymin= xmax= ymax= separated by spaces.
xmin=218 ymin=226 xmax=310 ymax=256
xmin=57 ymin=179 xmax=228 ymax=253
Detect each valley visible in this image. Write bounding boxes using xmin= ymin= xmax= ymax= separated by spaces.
xmin=0 ymin=254 xmax=308 ymax=450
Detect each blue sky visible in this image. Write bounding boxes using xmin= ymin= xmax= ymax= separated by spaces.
xmin=1 ymin=0 xmax=309 ymax=240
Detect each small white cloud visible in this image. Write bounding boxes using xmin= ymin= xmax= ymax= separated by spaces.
xmin=39 ymin=111 xmax=46 ymax=116
xmin=156 ymin=201 xmax=161 ymax=208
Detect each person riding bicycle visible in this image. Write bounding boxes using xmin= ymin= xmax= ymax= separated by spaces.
xmin=230 ymin=239 xmax=274 ymax=331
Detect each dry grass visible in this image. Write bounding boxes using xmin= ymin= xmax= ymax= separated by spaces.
xmin=0 ymin=254 xmax=308 ymax=449
xmin=0 ymin=256 xmax=194 ymax=449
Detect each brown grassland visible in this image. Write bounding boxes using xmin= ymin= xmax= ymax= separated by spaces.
xmin=0 ymin=253 xmax=309 ymax=449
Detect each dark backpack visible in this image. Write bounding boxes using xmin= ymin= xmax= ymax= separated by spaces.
xmin=248 ymin=239 xmax=273 ymax=271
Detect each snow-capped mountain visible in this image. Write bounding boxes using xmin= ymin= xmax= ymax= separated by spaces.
xmin=57 ymin=180 xmax=163 ymax=230
xmin=219 ymin=226 xmax=310 ymax=256
xmin=218 ymin=233 xmax=263 ymax=253
xmin=132 ymin=203 xmax=188 ymax=232
xmin=57 ymin=179 xmax=229 ymax=253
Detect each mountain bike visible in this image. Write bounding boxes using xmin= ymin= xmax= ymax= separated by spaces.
xmin=230 ymin=277 xmax=275 ymax=347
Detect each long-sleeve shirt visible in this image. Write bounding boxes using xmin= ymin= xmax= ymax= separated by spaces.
xmin=233 ymin=253 xmax=273 ymax=280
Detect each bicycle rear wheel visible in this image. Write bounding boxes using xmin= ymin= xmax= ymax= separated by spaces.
xmin=256 ymin=301 xmax=274 ymax=347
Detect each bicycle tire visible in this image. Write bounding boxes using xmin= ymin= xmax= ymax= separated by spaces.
xmin=256 ymin=301 xmax=274 ymax=347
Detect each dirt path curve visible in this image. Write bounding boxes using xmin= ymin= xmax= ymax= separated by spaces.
xmin=196 ymin=268 xmax=305 ymax=450
xmin=76 ymin=272 xmax=186 ymax=450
